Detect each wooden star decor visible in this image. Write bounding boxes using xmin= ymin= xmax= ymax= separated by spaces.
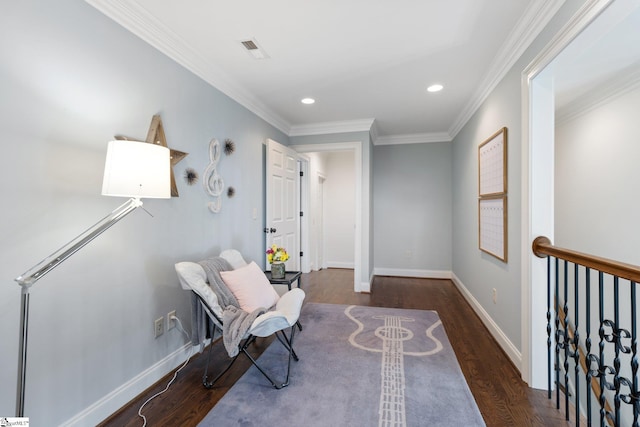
xmin=115 ymin=114 xmax=188 ymax=197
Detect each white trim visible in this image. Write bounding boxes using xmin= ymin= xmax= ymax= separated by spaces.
xmin=556 ymin=67 xmax=640 ymax=124
xmin=327 ymin=261 xmax=355 ymax=269
xmin=85 ymin=0 xmax=292 ymax=135
xmin=451 ymin=273 xmax=522 ymax=369
xmin=522 ymin=0 xmax=613 ymax=81
xmin=61 ymin=342 xmax=193 ymax=427
xmin=374 ymin=268 xmax=451 ymax=280
xmin=288 ymin=119 xmax=375 ymax=137
xmin=298 ymin=155 xmax=311 ymax=273
xmin=291 ymin=142 xmax=364 ymax=294
xmin=85 ymin=0 xmax=563 ymax=146
xmin=449 ymin=0 xmax=565 ymax=138
xmin=374 ymin=132 xmax=452 ymax=146
xmin=369 ymin=120 xmax=380 ymax=145
xmin=362 ymin=272 xmax=375 ymax=294
xmin=520 ymin=0 xmax=614 ymax=388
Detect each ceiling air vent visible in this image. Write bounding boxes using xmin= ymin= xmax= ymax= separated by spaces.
xmin=239 ymin=38 xmax=269 ymax=59
xmin=241 ymin=40 xmax=258 ymax=50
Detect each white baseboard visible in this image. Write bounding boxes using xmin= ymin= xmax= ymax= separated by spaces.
xmin=373 ymin=267 xmax=452 ymax=279
xmin=61 ymin=343 xmax=194 ymax=427
xmin=450 ymin=273 xmax=522 ymax=370
xmin=327 ymin=261 xmax=355 ymax=269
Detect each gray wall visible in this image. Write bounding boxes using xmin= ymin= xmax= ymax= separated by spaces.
xmin=0 ymin=1 xmax=288 ymax=424
xmin=451 ymin=0 xmax=589 ymax=355
xmin=373 ymin=143 xmax=452 ymax=272
xmin=451 ymin=68 xmax=524 ymax=348
xmin=555 ymin=84 xmax=640 ymax=264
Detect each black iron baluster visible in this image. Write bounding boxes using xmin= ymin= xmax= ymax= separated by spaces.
xmin=533 ymin=240 xmax=640 ymax=427
xmin=614 ymin=276 xmax=621 ymax=427
xmin=631 ymin=281 xmax=639 ymax=427
xmin=586 ymin=267 xmax=593 ymax=427
xmin=556 ymin=257 xmax=562 ymax=410
xmin=611 ymin=279 xmax=635 ymax=427
xmin=599 ymin=271 xmax=607 ymax=427
xmin=564 ymin=260 xmax=570 ymax=421
xmin=574 ymin=263 xmax=581 ymax=427
xmin=547 ymin=257 xmax=552 ymax=399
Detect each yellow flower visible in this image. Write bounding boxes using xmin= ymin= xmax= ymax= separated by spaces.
xmin=266 ymin=245 xmax=289 ymax=263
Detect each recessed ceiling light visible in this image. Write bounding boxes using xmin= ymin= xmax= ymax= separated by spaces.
xmin=301 ymin=98 xmax=315 ymax=105
xmin=427 ymin=84 xmax=443 ymax=93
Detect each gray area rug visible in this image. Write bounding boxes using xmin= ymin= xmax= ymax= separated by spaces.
xmin=199 ymin=303 xmax=485 ymax=426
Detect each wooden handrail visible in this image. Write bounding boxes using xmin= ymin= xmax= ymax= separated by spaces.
xmin=532 ymin=236 xmax=640 ymax=283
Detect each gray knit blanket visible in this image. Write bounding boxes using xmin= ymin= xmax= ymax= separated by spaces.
xmin=197 ymin=257 xmax=267 ymax=357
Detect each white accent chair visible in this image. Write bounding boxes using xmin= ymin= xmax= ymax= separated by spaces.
xmin=175 ymin=250 xmax=305 ymax=389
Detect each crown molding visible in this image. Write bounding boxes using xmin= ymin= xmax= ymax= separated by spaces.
xmin=86 ymin=0 xmax=567 ymax=145
xmin=556 ymin=66 xmax=640 ymax=125
xmin=368 ymin=120 xmax=379 ymax=143
xmin=374 ymin=132 xmax=452 ymax=146
xmin=85 ymin=0 xmax=292 ymax=135
xmin=448 ymin=0 xmax=565 ymax=138
xmin=288 ymin=118 xmax=375 ymax=137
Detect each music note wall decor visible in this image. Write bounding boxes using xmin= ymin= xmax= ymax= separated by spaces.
xmin=478 ymin=127 xmax=507 ymax=262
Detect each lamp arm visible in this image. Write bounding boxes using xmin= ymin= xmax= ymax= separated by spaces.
xmin=15 ymin=197 xmax=143 ymax=287
xmin=14 ymin=196 xmax=143 ymax=417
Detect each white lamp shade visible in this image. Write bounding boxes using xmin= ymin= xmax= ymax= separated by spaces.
xmin=102 ymin=140 xmax=171 ymax=199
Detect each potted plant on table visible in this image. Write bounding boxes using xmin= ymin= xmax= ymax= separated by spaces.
xmin=266 ymin=245 xmax=289 ymax=279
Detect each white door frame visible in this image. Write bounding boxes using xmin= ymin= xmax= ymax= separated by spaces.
xmin=292 ymin=142 xmax=363 ymax=292
xmin=520 ymin=0 xmax=616 ymax=387
xmin=316 ymin=173 xmax=327 ymax=270
xmin=298 ymin=156 xmax=311 ymax=273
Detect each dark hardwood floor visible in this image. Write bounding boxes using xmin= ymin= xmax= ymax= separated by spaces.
xmin=100 ymin=269 xmax=572 ymax=426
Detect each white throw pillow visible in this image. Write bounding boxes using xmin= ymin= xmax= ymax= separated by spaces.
xmin=220 ymin=261 xmax=279 ymax=313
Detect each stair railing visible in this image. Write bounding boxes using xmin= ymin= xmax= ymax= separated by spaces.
xmin=533 ymin=236 xmax=640 ymax=427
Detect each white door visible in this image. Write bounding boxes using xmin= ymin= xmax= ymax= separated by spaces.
xmin=266 ymin=138 xmax=299 ymax=271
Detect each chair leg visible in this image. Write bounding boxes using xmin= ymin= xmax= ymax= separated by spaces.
xmin=203 ymin=327 xmax=300 ymax=390
xmin=241 ymin=326 xmax=299 ymax=389
xmin=202 ymin=337 xmax=250 ymax=389
xmin=276 ymin=327 xmax=298 ymax=361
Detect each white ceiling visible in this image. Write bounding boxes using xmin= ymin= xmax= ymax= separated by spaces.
xmin=86 ymin=0 xmax=563 ymax=144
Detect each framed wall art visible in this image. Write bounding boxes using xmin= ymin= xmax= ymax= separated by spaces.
xmin=478 ymin=127 xmax=507 ymax=197
xmin=478 ymin=196 xmax=507 ymax=262
xmin=478 ymin=127 xmax=508 ymax=262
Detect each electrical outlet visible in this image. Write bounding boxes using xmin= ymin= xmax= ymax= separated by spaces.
xmin=154 ymin=317 xmax=164 ymax=338
xmin=492 ymin=288 xmax=497 ymax=304
xmin=167 ymin=310 xmax=176 ymax=330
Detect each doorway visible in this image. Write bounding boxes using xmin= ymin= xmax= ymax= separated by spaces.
xmin=292 ymin=142 xmax=363 ymax=292
xmin=522 ymin=0 xmax=639 ymax=387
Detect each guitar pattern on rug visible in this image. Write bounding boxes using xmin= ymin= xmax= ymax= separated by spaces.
xmin=345 ymin=305 xmax=443 ymax=427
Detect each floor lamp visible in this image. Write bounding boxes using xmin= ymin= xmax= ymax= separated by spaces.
xmin=14 ymin=139 xmax=171 ymax=417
